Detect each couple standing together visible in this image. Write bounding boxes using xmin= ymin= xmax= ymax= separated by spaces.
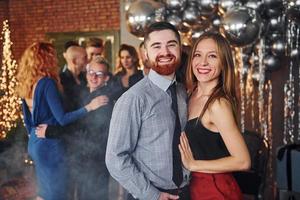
xmin=105 ymin=22 xmax=251 ymax=200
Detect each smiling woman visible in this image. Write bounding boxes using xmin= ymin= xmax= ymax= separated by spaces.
xmin=180 ymin=32 xmax=251 ymax=200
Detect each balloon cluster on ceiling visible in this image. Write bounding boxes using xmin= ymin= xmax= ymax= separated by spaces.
xmin=125 ymin=0 xmax=299 ymax=68
xmin=125 ymin=0 xmax=300 ymax=146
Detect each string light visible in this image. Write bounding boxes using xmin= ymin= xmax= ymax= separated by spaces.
xmin=267 ymin=80 xmax=273 ymax=180
xmin=234 ymin=47 xmax=245 ymax=133
xmin=0 ymin=20 xmax=21 ymax=139
xmin=283 ymin=20 xmax=298 ymax=144
xmin=245 ymin=53 xmax=255 ymax=129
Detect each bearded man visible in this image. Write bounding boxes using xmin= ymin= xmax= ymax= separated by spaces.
xmin=106 ymin=22 xmax=190 ymax=200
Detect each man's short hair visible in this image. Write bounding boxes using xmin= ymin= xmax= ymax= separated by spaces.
xmin=92 ymin=56 xmax=110 ymax=72
xmin=85 ymin=37 xmax=104 ymax=48
xmin=144 ymin=22 xmax=181 ymax=45
xmin=64 ymin=40 xmax=79 ymax=52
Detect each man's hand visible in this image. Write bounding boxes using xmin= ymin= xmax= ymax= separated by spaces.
xmin=36 ymin=124 xmax=48 ymax=138
xmin=85 ymin=95 xmax=109 ymax=111
xmin=158 ymin=192 xmax=179 ymax=200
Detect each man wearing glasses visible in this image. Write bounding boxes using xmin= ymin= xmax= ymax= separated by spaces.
xmin=75 ymin=57 xmax=112 ymax=200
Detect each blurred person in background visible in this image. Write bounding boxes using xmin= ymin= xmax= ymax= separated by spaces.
xmin=16 ymin=42 xmax=106 ymax=200
xmin=36 ymin=57 xmax=113 ymax=200
xmin=138 ymin=41 xmax=151 ymax=76
xmin=61 ymin=40 xmax=80 ymax=72
xmin=111 ymin=44 xmax=143 ymax=100
xmin=85 ymin=37 xmax=104 ymax=62
xmin=60 ymin=45 xmax=87 ymax=111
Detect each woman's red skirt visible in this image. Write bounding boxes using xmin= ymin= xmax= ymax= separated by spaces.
xmin=190 ymin=172 xmax=243 ymax=200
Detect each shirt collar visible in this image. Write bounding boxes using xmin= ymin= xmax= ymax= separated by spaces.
xmin=148 ymin=69 xmax=176 ymax=91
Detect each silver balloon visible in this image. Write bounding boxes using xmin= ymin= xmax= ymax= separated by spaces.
xmin=219 ymin=0 xmax=240 ymax=13
xmin=269 ymin=32 xmax=282 ymax=41
xmin=265 ymin=7 xmax=283 ymax=18
xmin=126 ymin=0 xmax=166 ymax=37
xmin=190 ymin=26 xmax=206 ymax=44
xmin=182 ymin=4 xmax=200 ymax=26
xmin=267 ymin=17 xmax=284 ymax=32
xmin=287 ymin=0 xmax=300 ymax=25
xmin=271 ymin=39 xmax=286 ymax=56
xmin=198 ymin=0 xmax=217 ymax=17
xmin=245 ymin=0 xmax=264 ymax=13
xmin=210 ymin=13 xmax=222 ymax=30
xmin=166 ymin=12 xmax=183 ymax=30
xmin=164 ymin=0 xmax=187 ymax=12
xmin=220 ymin=6 xmax=261 ymax=47
xmin=264 ymin=54 xmax=281 ymax=71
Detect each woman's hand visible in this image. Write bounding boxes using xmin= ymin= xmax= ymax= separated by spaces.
xmin=36 ymin=124 xmax=48 ymax=138
xmin=179 ymin=132 xmax=196 ymax=171
xmin=85 ymin=95 xmax=109 ymax=112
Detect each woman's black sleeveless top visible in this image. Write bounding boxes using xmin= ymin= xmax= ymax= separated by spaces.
xmin=185 ymin=118 xmax=230 ymax=160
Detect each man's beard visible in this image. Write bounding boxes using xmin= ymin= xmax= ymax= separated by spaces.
xmin=150 ymin=54 xmax=180 ymax=76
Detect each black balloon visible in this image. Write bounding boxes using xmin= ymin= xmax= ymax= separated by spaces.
xmin=265 ymin=7 xmax=283 ymax=18
xmin=262 ymin=0 xmax=283 ymax=18
xmin=269 ymin=32 xmax=283 ymax=41
xmin=198 ymin=0 xmax=217 ymax=17
xmin=210 ymin=13 xmax=222 ymax=30
xmin=287 ymin=0 xmax=300 ymax=25
xmin=271 ymin=39 xmax=286 ymax=56
xmin=166 ymin=12 xmax=183 ymax=30
xmin=264 ymin=54 xmax=281 ymax=71
xmin=263 ymin=0 xmax=282 ymax=9
xmin=267 ymin=17 xmax=284 ymax=32
xmin=182 ymin=4 xmax=200 ymax=26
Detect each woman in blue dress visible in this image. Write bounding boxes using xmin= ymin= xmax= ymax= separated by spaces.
xmin=16 ymin=42 xmax=108 ymax=200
